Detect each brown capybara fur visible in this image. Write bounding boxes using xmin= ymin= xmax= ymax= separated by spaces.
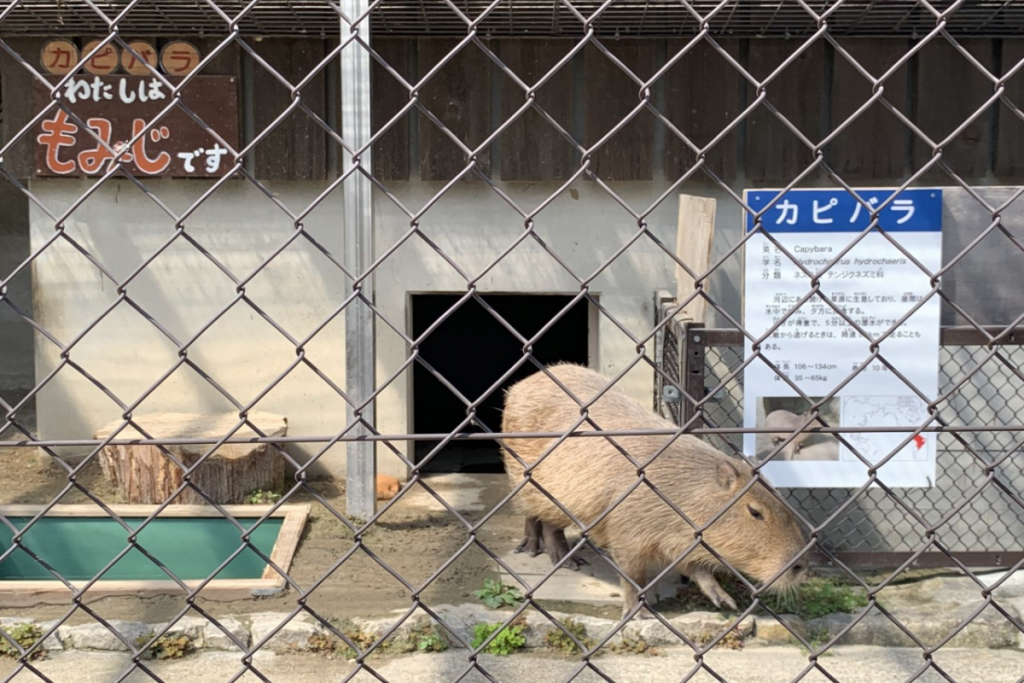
xmin=375 ymin=474 xmax=401 ymax=500
xmin=764 ymin=409 xmax=826 ymax=459
xmin=500 ymin=363 xmax=808 ymax=618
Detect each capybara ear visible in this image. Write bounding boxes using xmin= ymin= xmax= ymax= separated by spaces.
xmin=716 ymin=459 xmax=740 ymax=491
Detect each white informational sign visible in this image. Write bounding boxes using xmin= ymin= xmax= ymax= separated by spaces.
xmin=742 ymin=188 xmax=943 ymax=489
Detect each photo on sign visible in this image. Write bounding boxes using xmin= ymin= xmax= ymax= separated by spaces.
xmin=754 ymin=396 xmax=840 ymax=463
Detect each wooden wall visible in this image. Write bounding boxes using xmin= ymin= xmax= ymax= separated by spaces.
xmin=4 ymin=36 xmax=1024 ymax=184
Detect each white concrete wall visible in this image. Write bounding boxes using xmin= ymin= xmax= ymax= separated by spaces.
xmin=28 ymin=177 xmax=1024 ymax=481
xmin=373 ymin=180 xmax=745 ymax=475
xmin=28 ymin=177 xmax=745 ymax=476
xmin=28 ymin=179 xmax=348 ymax=471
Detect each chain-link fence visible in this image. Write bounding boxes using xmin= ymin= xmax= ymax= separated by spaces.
xmin=655 ymin=306 xmax=1024 ymax=569
xmin=2 ymin=1 xmax=1024 ymax=681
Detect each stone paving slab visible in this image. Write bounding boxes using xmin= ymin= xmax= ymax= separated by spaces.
xmin=496 ymin=541 xmax=683 ymax=607
xmin=4 ymin=646 xmax=1024 ymax=683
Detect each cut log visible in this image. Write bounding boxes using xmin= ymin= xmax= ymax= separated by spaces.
xmin=94 ymin=412 xmax=288 ymax=505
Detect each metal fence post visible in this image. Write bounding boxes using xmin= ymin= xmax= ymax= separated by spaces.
xmin=681 ymin=321 xmax=706 ymax=428
xmin=341 ymin=1 xmax=376 ymax=519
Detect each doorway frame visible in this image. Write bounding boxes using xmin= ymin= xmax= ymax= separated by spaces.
xmin=404 ymin=291 xmax=601 ymax=477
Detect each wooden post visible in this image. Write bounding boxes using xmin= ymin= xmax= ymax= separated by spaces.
xmin=675 ymin=194 xmax=716 ymax=429
xmin=675 ymin=194 xmax=717 ymax=323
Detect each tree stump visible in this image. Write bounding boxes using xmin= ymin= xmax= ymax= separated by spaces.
xmin=95 ymin=412 xmax=288 ymax=505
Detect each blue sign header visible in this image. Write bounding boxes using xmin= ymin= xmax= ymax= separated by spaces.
xmin=744 ymin=188 xmax=943 ymax=233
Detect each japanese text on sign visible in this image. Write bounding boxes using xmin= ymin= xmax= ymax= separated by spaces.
xmin=40 ymin=40 xmax=79 ymax=76
xmin=742 ymin=188 xmax=944 ymax=489
xmin=33 ymin=75 xmax=238 ymax=179
xmin=121 ymin=41 xmax=158 ymax=76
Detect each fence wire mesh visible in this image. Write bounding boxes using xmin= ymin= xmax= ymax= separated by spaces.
xmin=654 ymin=310 xmax=1024 ymax=563
xmin=0 ymin=0 xmax=1023 ymax=681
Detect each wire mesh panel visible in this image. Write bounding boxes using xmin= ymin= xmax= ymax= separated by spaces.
xmin=2 ymin=0 xmax=1024 ymax=681
xmin=659 ymin=310 xmax=1024 ymax=563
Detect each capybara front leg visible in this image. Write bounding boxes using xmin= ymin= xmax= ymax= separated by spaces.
xmin=686 ymin=566 xmax=738 ymax=611
xmin=514 ymin=516 xmax=544 ymax=557
xmin=542 ymin=525 xmax=590 ymax=571
xmin=617 ymin=557 xmax=655 ymax=620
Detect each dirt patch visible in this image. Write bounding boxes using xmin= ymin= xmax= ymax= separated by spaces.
xmin=0 ymin=449 xmax=523 ymax=626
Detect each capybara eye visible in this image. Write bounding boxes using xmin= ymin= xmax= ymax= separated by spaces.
xmin=747 ymin=505 xmax=763 ymax=520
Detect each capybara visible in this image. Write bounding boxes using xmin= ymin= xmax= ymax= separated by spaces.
xmin=376 ymin=474 xmax=400 ymax=500
xmin=513 ymin=515 xmax=589 ymax=570
xmin=764 ymin=409 xmax=827 ymax=459
xmin=500 ymin=363 xmax=808 ymax=618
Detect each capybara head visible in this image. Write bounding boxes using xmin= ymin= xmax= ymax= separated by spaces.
xmin=694 ymin=457 xmax=807 ymax=593
xmin=766 ymin=409 xmax=809 ymax=445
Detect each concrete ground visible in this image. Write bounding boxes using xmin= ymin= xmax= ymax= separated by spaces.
xmin=3 ymin=646 xmax=1024 ymax=683
xmin=498 ymin=537 xmax=684 ymax=608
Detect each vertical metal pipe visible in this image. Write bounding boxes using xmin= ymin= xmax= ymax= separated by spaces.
xmin=340 ymin=0 xmax=376 ymax=519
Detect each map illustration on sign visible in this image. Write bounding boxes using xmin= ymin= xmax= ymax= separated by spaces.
xmin=841 ymin=396 xmax=931 ymax=463
xmin=741 ymin=188 xmax=943 ymax=489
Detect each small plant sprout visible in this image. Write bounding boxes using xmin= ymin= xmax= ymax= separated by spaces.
xmin=470 ymin=620 xmax=526 ymax=656
xmin=473 ymin=578 xmax=524 ymax=609
xmin=0 ymin=624 xmax=45 ymax=661
xmin=245 ymin=489 xmax=282 ymax=505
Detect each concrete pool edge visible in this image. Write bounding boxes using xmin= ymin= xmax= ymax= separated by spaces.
xmin=0 ymin=503 xmax=310 ymax=607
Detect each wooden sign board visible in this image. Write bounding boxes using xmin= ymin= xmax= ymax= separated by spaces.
xmin=160 ymin=41 xmax=201 ymax=76
xmin=40 ymin=40 xmax=79 ymax=75
xmin=81 ymin=39 xmax=120 ymax=75
xmin=33 ymin=75 xmax=239 ymax=178
xmin=121 ymin=41 xmax=158 ymax=75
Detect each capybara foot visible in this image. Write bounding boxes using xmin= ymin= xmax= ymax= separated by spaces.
xmin=514 ymin=536 xmax=544 ymax=557
xmin=561 ymin=554 xmax=590 ymax=571
xmin=516 ymin=517 xmax=545 ymax=557
xmin=690 ymin=568 xmax=738 ymax=611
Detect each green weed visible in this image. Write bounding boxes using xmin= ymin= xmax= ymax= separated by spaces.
xmin=471 ymin=620 xmax=526 ymax=656
xmin=763 ymin=577 xmax=869 ymax=620
xmin=675 ymin=574 xmax=868 ymax=621
xmin=609 ymin=634 xmax=661 ymax=656
xmin=136 ymin=632 xmax=192 ymax=660
xmin=245 ymin=489 xmax=282 ymax=505
xmin=473 ymin=578 xmax=523 ymax=609
xmin=544 ymin=618 xmax=595 ymax=655
xmin=380 ymin=623 xmax=450 ymax=654
xmin=0 ymin=624 xmax=45 ymax=661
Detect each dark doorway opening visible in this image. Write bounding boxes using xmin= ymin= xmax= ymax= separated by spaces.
xmin=411 ymin=294 xmax=591 ymax=473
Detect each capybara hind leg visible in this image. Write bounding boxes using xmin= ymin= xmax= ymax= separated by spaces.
xmin=686 ymin=566 xmax=738 ymax=611
xmin=617 ymin=557 xmax=655 ymax=620
xmin=514 ymin=517 xmax=544 ymax=557
xmin=541 ymin=525 xmax=590 ymax=571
